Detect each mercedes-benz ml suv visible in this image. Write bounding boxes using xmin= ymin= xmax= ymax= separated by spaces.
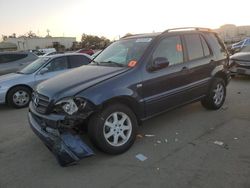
xmin=28 ymin=27 xmax=230 ymax=166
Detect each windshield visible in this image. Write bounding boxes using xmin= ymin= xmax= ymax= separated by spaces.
xmin=93 ymin=38 xmax=152 ymax=67
xmin=19 ymin=57 xmax=50 ymax=74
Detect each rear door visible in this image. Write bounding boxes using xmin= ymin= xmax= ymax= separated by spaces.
xmin=142 ymin=35 xmax=191 ymax=117
xmin=182 ymin=33 xmax=214 ymax=99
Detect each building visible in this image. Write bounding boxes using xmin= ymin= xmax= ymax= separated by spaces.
xmin=0 ymin=42 xmax=17 ymax=52
xmin=215 ymin=24 xmax=250 ymax=44
xmin=5 ymin=36 xmax=76 ymax=51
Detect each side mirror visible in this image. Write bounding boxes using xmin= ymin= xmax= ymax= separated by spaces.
xmin=39 ymin=67 xmax=49 ymax=75
xmin=151 ymin=57 xmax=169 ymax=71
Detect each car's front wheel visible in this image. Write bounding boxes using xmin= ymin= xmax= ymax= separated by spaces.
xmin=88 ymin=103 xmax=138 ymax=154
xmin=7 ymin=86 xmax=32 ymax=108
xmin=201 ymin=78 xmax=226 ymax=110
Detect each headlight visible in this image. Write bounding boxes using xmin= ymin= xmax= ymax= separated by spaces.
xmin=55 ymin=97 xmax=87 ymax=115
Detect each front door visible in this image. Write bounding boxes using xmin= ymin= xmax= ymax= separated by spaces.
xmin=142 ymin=35 xmax=191 ymax=117
xmin=35 ymin=56 xmax=69 ymax=85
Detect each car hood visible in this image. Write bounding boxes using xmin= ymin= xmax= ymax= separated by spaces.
xmin=231 ymin=52 xmax=250 ymax=62
xmin=37 ymin=65 xmax=128 ymax=100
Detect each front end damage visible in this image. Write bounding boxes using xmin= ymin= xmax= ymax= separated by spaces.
xmin=28 ymin=102 xmax=94 ymax=166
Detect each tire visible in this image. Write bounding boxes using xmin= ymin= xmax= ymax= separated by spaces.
xmin=7 ymin=86 xmax=32 ymax=108
xmin=201 ymin=78 xmax=226 ymax=110
xmin=88 ymin=103 xmax=138 ymax=154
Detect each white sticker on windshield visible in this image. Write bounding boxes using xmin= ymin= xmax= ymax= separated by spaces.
xmin=136 ymin=38 xmax=152 ymax=43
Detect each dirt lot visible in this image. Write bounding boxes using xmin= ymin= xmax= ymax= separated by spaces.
xmin=0 ymin=77 xmax=250 ymax=188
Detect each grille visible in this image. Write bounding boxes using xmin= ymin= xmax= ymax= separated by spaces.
xmin=237 ymin=64 xmax=250 ymax=69
xmin=33 ymin=92 xmax=50 ymax=114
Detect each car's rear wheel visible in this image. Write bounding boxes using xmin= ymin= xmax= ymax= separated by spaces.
xmin=201 ymin=78 xmax=226 ymax=110
xmin=88 ymin=103 xmax=138 ymax=154
xmin=7 ymin=86 xmax=31 ymax=108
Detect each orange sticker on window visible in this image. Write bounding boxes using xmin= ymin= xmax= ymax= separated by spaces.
xmin=128 ymin=60 xmax=137 ymax=67
xmin=176 ymin=44 xmax=182 ymax=52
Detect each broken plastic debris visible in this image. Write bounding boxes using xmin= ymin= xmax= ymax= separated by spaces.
xmin=234 ymin=137 xmax=238 ymax=140
xmin=56 ymin=133 xmax=94 ymax=166
xmin=156 ymin=140 xmax=162 ymax=144
xmin=145 ymin=134 xmax=155 ymax=137
xmin=214 ymin=141 xmax=224 ymax=146
xmin=136 ymin=134 xmax=143 ymax=139
xmin=135 ymin=154 xmax=148 ymax=161
xmin=156 ymin=167 xmax=160 ymax=170
xmin=164 ymin=139 xmax=168 ymax=143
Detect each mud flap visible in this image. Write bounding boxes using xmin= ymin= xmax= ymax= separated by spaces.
xmin=52 ymin=132 xmax=94 ymax=166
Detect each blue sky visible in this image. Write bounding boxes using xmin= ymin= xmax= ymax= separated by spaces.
xmin=1 ymin=0 xmax=250 ymax=41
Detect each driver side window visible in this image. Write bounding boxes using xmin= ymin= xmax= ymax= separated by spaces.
xmin=153 ymin=36 xmax=184 ymax=66
xmin=45 ymin=57 xmax=68 ymax=72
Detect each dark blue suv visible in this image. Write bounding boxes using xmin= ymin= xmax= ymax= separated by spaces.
xmin=28 ymin=28 xmax=230 ymax=165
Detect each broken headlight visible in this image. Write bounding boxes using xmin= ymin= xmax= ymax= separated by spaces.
xmin=55 ymin=98 xmax=87 ymax=115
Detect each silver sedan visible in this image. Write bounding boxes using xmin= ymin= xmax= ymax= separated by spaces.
xmin=0 ymin=53 xmax=91 ymax=108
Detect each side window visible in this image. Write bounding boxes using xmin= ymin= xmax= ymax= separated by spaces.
xmin=68 ymin=55 xmax=90 ymax=68
xmin=200 ymin=35 xmax=211 ymax=57
xmin=184 ymin=34 xmax=204 ymax=60
xmin=153 ymin=36 xmax=184 ymax=66
xmin=0 ymin=54 xmax=28 ymax=64
xmin=205 ymin=33 xmax=227 ymax=60
xmin=45 ymin=57 xmax=68 ymax=72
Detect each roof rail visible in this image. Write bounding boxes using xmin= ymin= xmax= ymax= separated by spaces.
xmin=121 ymin=34 xmax=141 ymax=39
xmin=163 ymin=27 xmax=212 ymax=34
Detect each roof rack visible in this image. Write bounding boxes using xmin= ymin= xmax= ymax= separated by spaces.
xmin=163 ymin=27 xmax=212 ymax=34
xmin=121 ymin=34 xmax=142 ymax=39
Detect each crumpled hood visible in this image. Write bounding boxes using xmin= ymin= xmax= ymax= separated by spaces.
xmin=231 ymin=52 xmax=250 ymax=62
xmin=37 ymin=65 xmax=128 ymax=100
xmin=0 ymin=73 xmax=26 ymax=84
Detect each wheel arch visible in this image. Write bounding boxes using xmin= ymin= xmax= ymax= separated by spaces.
xmin=213 ymin=71 xmax=228 ymax=85
xmin=100 ymin=96 xmax=144 ymax=124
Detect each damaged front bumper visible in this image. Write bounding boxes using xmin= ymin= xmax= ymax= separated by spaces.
xmin=28 ymin=103 xmax=94 ymax=166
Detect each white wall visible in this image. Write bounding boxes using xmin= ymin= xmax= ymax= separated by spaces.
xmin=6 ymin=37 xmax=76 ymax=50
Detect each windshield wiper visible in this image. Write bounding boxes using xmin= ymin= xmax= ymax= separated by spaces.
xmin=99 ymin=61 xmax=125 ymax=67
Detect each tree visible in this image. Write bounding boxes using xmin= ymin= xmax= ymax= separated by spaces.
xmin=2 ymin=35 xmax=7 ymax=41
xmin=81 ymin=34 xmax=111 ymax=49
xmin=27 ymin=31 xmax=37 ymax=38
xmin=8 ymin=33 xmax=16 ymax=38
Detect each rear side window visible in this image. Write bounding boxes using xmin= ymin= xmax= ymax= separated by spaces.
xmin=0 ymin=54 xmax=28 ymax=64
xmin=68 ymin=55 xmax=90 ymax=68
xmin=204 ymin=33 xmax=228 ymax=60
xmin=153 ymin=36 xmax=184 ymax=66
xmin=200 ymin=36 xmax=210 ymax=56
xmin=184 ymin=34 xmax=204 ymax=60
